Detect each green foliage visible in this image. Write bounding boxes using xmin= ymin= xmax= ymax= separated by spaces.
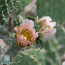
xmin=0 ymin=0 xmax=15 ymax=24
xmin=10 ymin=51 xmax=41 ymax=65
xmin=0 ymin=0 xmax=31 ymax=33
xmin=28 ymin=38 xmax=62 ymax=65
xmin=37 ymin=0 xmax=65 ymax=24
xmin=0 ymin=0 xmax=8 ymax=24
xmin=44 ymin=38 xmax=61 ymax=65
xmin=28 ymin=49 xmax=46 ymax=65
xmin=56 ymin=25 xmax=65 ymax=56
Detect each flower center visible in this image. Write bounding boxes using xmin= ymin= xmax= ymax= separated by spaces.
xmin=20 ymin=29 xmax=32 ymax=41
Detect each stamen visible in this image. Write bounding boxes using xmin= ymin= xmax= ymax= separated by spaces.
xmin=20 ymin=29 xmax=32 ymax=41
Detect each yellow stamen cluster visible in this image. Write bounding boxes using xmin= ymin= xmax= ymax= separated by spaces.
xmin=20 ymin=29 xmax=32 ymax=41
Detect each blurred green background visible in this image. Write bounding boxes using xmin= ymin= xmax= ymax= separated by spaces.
xmin=37 ymin=0 xmax=65 ymax=24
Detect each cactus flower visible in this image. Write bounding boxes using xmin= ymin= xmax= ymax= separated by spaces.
xmin=38 ymin=16 xmax=56 ymax=40
xmin=14 ymin=19 xmax=38 ymax=46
